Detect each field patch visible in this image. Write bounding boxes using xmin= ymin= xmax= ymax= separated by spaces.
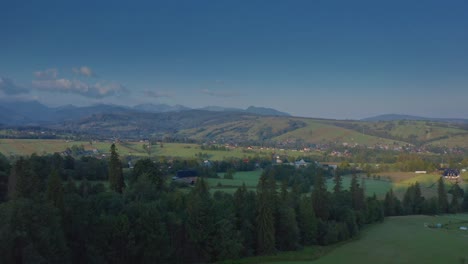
xmin=326 ymin=175 xmax=392 ymax=198
xmin=206 ymin=170 xmax=262 ymax=194
xmin=312 ymin=214 xmax=468 ymax=264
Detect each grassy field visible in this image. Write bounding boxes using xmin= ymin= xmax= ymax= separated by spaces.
xmin=326 ymin=175 xmax=393 ymax=198
xmin=312 ymin=214 xmax=468 ymax=264
xmin=225 ymin=214 xmax=468 ymax=264
xmin=0 ymin=139 xmax=315 ymax=161
xmin=206 ymin=170 xmax=263 ymax=194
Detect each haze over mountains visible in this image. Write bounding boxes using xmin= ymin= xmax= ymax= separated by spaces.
xmin=0 ymin=100 xmax=290 ymax=126
xmin=1 ymin=100 xmax=467 ymax=127
xmin=1 ymin=100 xmax=467 ymax=149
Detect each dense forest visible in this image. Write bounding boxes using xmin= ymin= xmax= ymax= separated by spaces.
xmin=0 ymin=146 xmax=466 ymax=263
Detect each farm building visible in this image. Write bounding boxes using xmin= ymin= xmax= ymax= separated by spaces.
xmin=173 ymin=170 xmax=199 ymax=185
xmin=443 ymin=168 xmax=460 ymax=179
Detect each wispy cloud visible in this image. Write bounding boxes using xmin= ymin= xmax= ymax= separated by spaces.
xmin=34 ymin=68 xmax=58 ymax=80
xmin=72 ymin=66 xmax=96 ymax=77
xmin=0 ymin=77 xmax=29 ymax=95
xmin=200 ymin=88 xmax=241 ymax=97
xmin=31 ymin=66 xmax=125 ymax=98
xmin=32 ymin=79 xmax=127 ymax=98
xmin=143 ymin=90 xmax=172 ymax=98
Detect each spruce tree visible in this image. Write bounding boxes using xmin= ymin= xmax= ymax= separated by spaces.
xmin=384 ymin=189 xmax=396 ymax=216
xmin=450 ymin=182 xmax=463 ymax=213
xmin=276 ymin=180 xmax=299 ymax=251
xmin=234 ymin=183 xmax=256 ymax=256
xmin=437 ymin=177 xmax=448 ymax=213
xmin=297 ymin=196 xmax=317 ymax=245
xmin=108 ymin=144 xmax=125 ymax=193
xmin=46 ymin=169 xmax=64 ymax=213
xmin=186 ymin=177 xmax=215 ymax=262
xmin=312 ymin=171 xmax=329 ymax=220
xmin=333 ymin=172 xmax=343 ymax=194
xmin=9 ymin=158 xmax=41 ymax=199
xmin=350 ymin=173 xmax=365 ymax=211
xmin=256 ymin=172 xmax=276 ymax=255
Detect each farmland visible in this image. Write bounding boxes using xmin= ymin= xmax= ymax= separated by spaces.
xmin=0 ymin=139 xmax=313 ymax=160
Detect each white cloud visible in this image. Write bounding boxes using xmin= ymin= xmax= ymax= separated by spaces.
xmin=143 ymin=90 xmax=172 ymax=98
xmin=34 ymin=68 xmax=58 ymax=80
xmin=0 ymin=77 xmax=29 ymax=95
xmin=200 ymin=88 xmax=241 ymax=97
xmin=72 ymin=66 xmax=95 ymax=77
xmin=32 ymin=79 xmax=127 ymax=98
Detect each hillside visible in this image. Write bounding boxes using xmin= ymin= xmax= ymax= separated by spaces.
xmin=1 ymin=100 xmax=467 ymax=150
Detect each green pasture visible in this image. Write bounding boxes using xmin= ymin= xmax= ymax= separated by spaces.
xmin=207 ymin=170 xmax=262 ymax=194
xmin=312 ymin=214 xmax=468 ymax=264
xmin=225 ymin=214 xmax=468 ymax=264
xmin=0 ymin=139 xmax=314 ymax=161
xmin=326 ymin=175 xmax=393 ymax=198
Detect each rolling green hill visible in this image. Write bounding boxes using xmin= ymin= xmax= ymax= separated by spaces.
xmin=3 ymin=109 xmax=468 ymax=150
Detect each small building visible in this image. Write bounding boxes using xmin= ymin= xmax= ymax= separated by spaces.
xmin=443 ymin=168 xmax=460 ymax=179
xmin=415 ymin=171 xmax=427 ymax=174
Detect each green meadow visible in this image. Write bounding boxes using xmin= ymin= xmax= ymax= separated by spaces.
xmin=205 ymin=172 xmax=451 ymax=200
xmin=326 ymin=175 xmax=392 ymax=198
xmin=0 ymin=139 xmax=311 ymax=161
xmin=207 ymin=170 xmax=263 ymax=194
xmin=312 ymin=214 xmax=468 ymax=264
xmin=225 ymin=214 xmax=468 ymax=264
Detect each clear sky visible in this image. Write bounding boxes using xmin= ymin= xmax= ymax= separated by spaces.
xmin=1 ymin=0 xmax=467 ymax=119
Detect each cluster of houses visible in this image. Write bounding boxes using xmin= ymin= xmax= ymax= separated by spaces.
xmin=443 ymin=168 xmax=460 ymax=179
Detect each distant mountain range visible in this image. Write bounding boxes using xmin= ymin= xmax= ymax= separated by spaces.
xmin=1 ymin=100 xmax=467 ymax=149
xmin=362 ymin=114 xmax=468 ymax=124
xmin=0 ymin=100 xmax=290 ymax=126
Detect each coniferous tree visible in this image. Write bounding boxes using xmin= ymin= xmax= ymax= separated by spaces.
xmin=9 ymin=158 xmax=42 ymax=199
xmin=47 ymin=169 xmax=64 ymax=213
xmin=0 ymin=153 xmax=10 ymax=203
xmin=297 ymin=196 xmax=317 ymax=245
xmin=350 ymin=173 xmax=364 ymax=211
xmin=312 ymin=171 xmax=329 ymax=220
xmin=108 ymin=144 xmax=125 ymax=193
xmin=462 ymin=188 xmax=468 ymax=212
xmin=234 ymin=183 xmax=257 ymax=256
xmin=437 ymin=177 xmax=449 ymax=213
xmin=449 ymin=182 xmax=463 ymax=213
xmin=333 ymin=172 xmax=343 ymax=194
xmin=186 ymin=177 xmax=215 ymax=262
xmin=275 ymin=180 xmax=299 ymax=251
xmin=256 ymin=171 xmax=276 ymax=255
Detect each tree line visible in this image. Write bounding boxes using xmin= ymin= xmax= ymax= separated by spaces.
xmin=0 ymin=145 xmax=465 ymax=263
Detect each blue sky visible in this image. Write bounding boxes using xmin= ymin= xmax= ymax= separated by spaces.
xmin=1 ymin=0 xmax=467 ymax=119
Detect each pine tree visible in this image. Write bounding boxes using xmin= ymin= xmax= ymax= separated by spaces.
xmin=437 ymin=177 xmax=448 ymax=213
xmin=108 ymin=144 xmax=125 ymax=193
xmin=297 ymin=196 xmax=317 ymax=245
xmin=333 ymin=172 xmax=343 ymax=194
xmin=46 ymin=169 xmax=64 ymax=213
xmin=312 ymin=171 xmax=329 ymax=220
xmin=350 ymin=173 xmax=364 ymax=211
xmin=256 ymin=171 xmax=276 ymax=255
xmin=384 ymin=189 xmax=396 ymax=216
xmin=234 ymin=183 xmax=257 ymax=256
xmin=186 ymin=177 xmax=215 ymax=262
xmin=450 ymin=182 xmax=463 ymax=213
xmin=276 ymin=180 xmax=299 ymax=251
xmin=9 ymin=158 xmax=41 ymax=199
